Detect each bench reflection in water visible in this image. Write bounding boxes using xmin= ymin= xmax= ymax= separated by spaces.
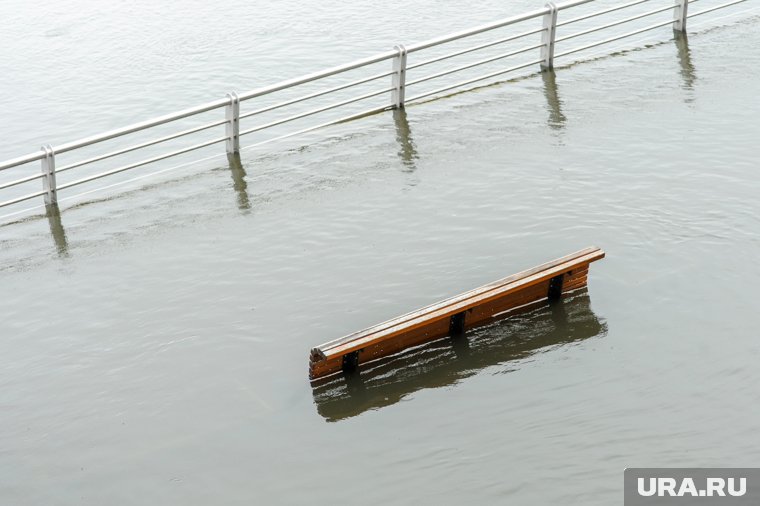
xmin=311 ymin=290 xmax=606 ymax=422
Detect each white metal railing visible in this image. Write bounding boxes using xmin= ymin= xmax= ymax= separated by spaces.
xmin=0 ymin=0 xmax=750 ymax=213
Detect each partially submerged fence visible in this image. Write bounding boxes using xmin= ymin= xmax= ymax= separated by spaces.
xmin=0 ymin=0 xmax=748 ymax=214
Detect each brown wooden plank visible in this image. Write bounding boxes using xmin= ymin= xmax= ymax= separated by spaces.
xmin=563 ymin=275 xmax=588 ymax=292
xmin=310 ymin=283 xmax=554 ymax=379
xmin=312 ymin=292 xmax=605 ymax=421
xmin=564 ymin=266 xmax=588 ymax=280
xmin=316 ymin=246 xmax=602 ymax=354
xmin=309 ymin=278 xmax=591 ymax=379
xmin=466 ymin=280 xmax=551 ymax=327
xmin=321 ymin=252 xmax=602 ymax=358
xmin=309 ymin=247 xmax=604 ymax=379
xmin=359 ymin=317 xmax=452 ymax=365
xmin=314 ymin=255 xmax=600 ymax=370
xmin=310 ymin=317 xmax=452 ymax=379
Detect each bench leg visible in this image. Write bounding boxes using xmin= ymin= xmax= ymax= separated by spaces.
xmin=342 ymin=351 xmax=360 ymax=373
xmin=548 ymin=274 xmax=564 ymax=301
xmin=449 ymin=311 xmax=467 ymax=336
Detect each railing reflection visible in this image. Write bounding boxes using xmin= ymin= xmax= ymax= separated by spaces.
xmin=393 ymin=109 xmax=419 ymax=172
xmin=542 ymin=69 xmax=566 ymax=130
xmin=45 ymin=204 xmax=69 ymax=257
xmin=227 ymin=153 xmax=251 ymax=213
xmin=312 ymin=290 xmax=606 ymax=422
xmin=674 ymin=33 xmax=696 ymax=100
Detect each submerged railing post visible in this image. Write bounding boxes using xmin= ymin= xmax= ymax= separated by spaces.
xmin=540 ymin=2 xmax=558 ymax=70
xmin=40 ymin=145 xmax=57 ymax=206
xmin=225 ymin=92 xmax=240 ymax=155
xmin=391 ymin=44 xmax=408 ymax=109
xmin=673 ymin=0 xmax=689 ymax=32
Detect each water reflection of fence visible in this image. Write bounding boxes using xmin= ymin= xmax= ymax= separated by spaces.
xmin=0 ymin=0 xmax=747 ymax=215
xmin=311 ymin=290 xmax=607 ymax=422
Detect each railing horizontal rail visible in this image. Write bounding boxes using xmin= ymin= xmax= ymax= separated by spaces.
xmin=407 ymin=58 xmax=544 ymax=103
xmin=57 ymin=136 xmax=228 ymax=190
xmin=557 ymin=0 xmax=651 ymax=27
xmin=57 ymin=118 xmax=228 ymax=174
xmin=408 ymin=27 xmax=546 ymax=70
xmin=0 ymin=190 xmax=47 ymax=208
xmin=239 ymin=70 xmax=395 ymax=120
xmin=556 ymin=4 xmax=676 ymax=43
xmin=555 ymin=0 xmax=600 ymax=10
xmin=245 ymin=104 xmax=390 ymax=149
xmin=0 ymin=152 xmax=45 ymax=172
xmin=236 ymin=51 xmax=398 ymax=102
xmin=555 ymin=17 xmax=675 ymax=58
xmin=407 ymin=43 xmax=544 ymax=87
xmin=0 ymin=0 xmax=747 ymax=215
xmin=0 ymin=173 xmax=46 ymax=191
xmin=406 ymin=8 xmax=550 ymax=53
xmin=56 ymin=151 xmax=230 ymax=210
xmin=687 ymin=0 xmax=747 ymax=17
xmin=56 ymin=100 xmax=229 ymax=155
xmin=239 ymin=86 xmax=394 ymax=137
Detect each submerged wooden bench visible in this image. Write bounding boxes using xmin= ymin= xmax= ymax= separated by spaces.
xmin=312 ymin=291 xmax=605 ymax=421
xmin=309 ymin=246 xmax=605 ymax=380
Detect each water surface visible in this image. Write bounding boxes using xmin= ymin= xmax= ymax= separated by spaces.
xmin=1 ymin=3 xmax=760 ymax=505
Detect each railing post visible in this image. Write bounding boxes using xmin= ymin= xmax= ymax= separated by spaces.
xmin=673 ymin=0 xmax=689 ymax=32
xmin=40 ymin=144 xmax=57 ymax=206
xmin=391 ymin=44 xmax=408 ymax=109
xmin=225 ymin=92 xmax=240 ymax=155
xmin=540 ymin=2 xmax=558 ymax=71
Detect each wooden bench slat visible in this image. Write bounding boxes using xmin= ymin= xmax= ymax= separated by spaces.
xmin=309 ymin=246 xmax=604 ymax=380
xmin=312 ymin=291 xmax=605 ymax=421
xmin=564 ymin=276 xmax=588 ymax=291
xmin=316 ymin=246 xmax=601 ymax=353
xmin=319 ymin=249 xmax=602 ymax=358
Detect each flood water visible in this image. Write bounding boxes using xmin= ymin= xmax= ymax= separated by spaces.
xmin=2 ymin=0 xmax=760 ymax=505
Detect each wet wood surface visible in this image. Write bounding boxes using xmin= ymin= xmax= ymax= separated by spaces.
xmin=309 ymin=246 xmax=605 ymax=380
